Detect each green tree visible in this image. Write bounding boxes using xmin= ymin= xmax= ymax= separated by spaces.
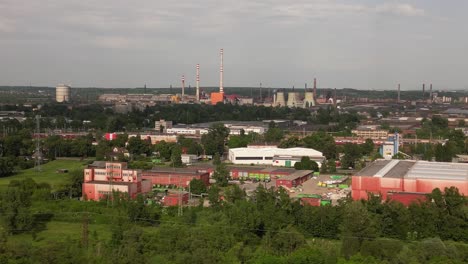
xmin=264 ymin=122 xmax=284 ymax=143
xmin=294 ymin=156 xmax=319 ymax=172
xmin=170 ymin=145 xmax=183 ymax=168
xmin=302 ymin=131 xmax=337 ymax=159
xmin=213 ymin=161 xmax=229 ymax=187
xmin=340 ymin=202 xmax=378 ymax=258
xmin=361 ymin=139 xmax=374 ymax=156
xmin=127 ymin=136 xmax=151 ymax=157
xmin=328 ymin=159 xmax=337 ymax=173
xmin=208 ymin=185 xmax=221 ymax=207
xmin=201 ymin=123 xmax=230 ymax=156
xmin=341 ymin=143 xmax=363 ymax=169
xmin=189 ymin=179 xmax=207 ymax=195
xmin=224 ymin=185 xmax=246 ymax=203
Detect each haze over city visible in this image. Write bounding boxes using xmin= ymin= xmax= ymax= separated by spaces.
xmin=1 ymin=0 xmax=467 ymax=90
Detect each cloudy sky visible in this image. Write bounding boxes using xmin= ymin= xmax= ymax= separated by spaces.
xmin=1 ymin=0 xmax=467 ymax=90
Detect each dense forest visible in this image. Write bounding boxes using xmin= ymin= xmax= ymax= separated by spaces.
xmin=0 ymin=176 xmax=467 ymax=263
xmin=0 ymin=102 xmax=361 ymax=132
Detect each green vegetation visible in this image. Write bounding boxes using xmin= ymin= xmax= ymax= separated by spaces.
xmin=1 ymin=172 xmax=467 ymax=263
xmin=0 ymin=159 xmax=87 ymax=191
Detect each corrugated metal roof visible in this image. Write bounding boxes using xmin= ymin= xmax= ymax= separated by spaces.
xmin=355 ymin=160 xmax=391 ymax=176
xmin=279 ymin=170 xmax=313 ymax=181
xmin=354 ymin=159 xmax=468 ymax=181
xmin=406 ymin=161 xmax=468 ymax=181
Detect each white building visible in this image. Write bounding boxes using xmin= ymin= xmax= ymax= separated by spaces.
xmin=228 ymin=147 xmax=325 ymax=167
xmin=181 ymin=154 xmax=198 ymax=164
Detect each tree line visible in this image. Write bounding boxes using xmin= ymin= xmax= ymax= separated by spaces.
xmin=0 ymin=175 xmax=467 ymax=263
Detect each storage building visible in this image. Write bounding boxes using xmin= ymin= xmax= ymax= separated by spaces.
xmin=228 ymin=147 xmax=324 ymax=167
xmin=276 ymin=170 xmax=313 ymax=188
xmin=352 ymin=160 xmax=468 ymax=203
xmin=141 ymin=168 xmax=210 ymax=188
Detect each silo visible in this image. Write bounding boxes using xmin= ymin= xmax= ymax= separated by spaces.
xmin=56 ymin=84 xmax=71 ymax=102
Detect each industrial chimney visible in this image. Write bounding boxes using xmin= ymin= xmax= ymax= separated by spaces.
xmin=181 ymin=75 xmax=185 ymax=98
xmin=219 ymin=48 xmax=224 ymax=94
xmin=196 ymin=64 xmax=200 ymax=102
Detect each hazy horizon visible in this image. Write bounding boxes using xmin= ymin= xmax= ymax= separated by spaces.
xmin=1 ymin=1 xmax=467 ymax=91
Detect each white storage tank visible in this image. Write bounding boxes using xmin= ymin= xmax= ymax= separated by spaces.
xmin=56 ymin=84 xmax=71 ymax=102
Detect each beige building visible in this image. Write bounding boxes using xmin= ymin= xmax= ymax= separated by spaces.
xmin=352 ymin=127 xmax=389 ymax=140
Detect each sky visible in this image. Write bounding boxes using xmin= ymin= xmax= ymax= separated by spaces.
xmin=1 ymin=0 xmax=467 ymax=90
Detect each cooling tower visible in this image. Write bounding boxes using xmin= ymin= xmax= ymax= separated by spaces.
xmin=287 ymin=92 xmax=301 ymax=107
xmin=56 ymin=84 xmax=71 ymax=103
xmin=303 ymin=92 xmax=315 ymax=108
xmin=275 ymin=91 xmax=286 ymax=106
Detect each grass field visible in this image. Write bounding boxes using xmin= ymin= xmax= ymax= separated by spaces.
xmin=0 ymin=159 xmax=89 ymax=190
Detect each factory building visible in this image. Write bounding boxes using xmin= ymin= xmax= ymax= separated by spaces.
xmin=141 ymin=168 xmax=210 ymax=188
xmin=379 ymin=133 xmax=400 ymax=160
xmin=352 ymin=160 xmax=468 ymax=204
xmin=82 ymin=162 xmax=152 ymax=201
xmin=228 ymin=146 xmax=324 ymax=167
xmin=56 ymin=84 xmax=71 ymax=103
xmin=352 ymin=126 xmax=389 ymax=140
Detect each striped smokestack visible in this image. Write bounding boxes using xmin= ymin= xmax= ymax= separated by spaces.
xmin=196 ymin=64 xmax=200 ymax=101
xmin=219 ymin=48 xmax=224 ymax=94
xmin=181 ymin=75 xmax=185 ymax=98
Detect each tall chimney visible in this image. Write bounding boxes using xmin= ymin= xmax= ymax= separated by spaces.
xmin=429 ymin=83 xmax=433 ymax=101
xmin=181 ymin=75 xmax=185 ymax=98
xmin=313 ymin=78 xmax=317 ymax=100
xmin=422 ymin=83 xmax=425 ymax=99
xmin=196 ymin=64 xmax=200 ymax=101
xmin=219 ymin=48 xmax=224 ymax=94
xmin=397 ymin=83 xmax=401 ymax=103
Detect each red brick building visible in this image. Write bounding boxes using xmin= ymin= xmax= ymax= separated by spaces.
xmin=276 ymin=170 xmax=313 ymax=189
xmin=82 ymin=162 xmax=152 ymax=201
xmin=141 ymin=168 xmax=210 ymax=188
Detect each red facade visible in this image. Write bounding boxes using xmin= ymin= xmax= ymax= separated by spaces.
xmin=162 ymin=192 xmax=189 ymax=206
xmin=387 ymin=192 xmax=428 ymax=206
xmin=352 ymin=176 xmax=468 ymax=202
xmin=141 ymin=171 xmax=210 ymax=188
xmin=276 ymin=173 xmax=312 ymax=189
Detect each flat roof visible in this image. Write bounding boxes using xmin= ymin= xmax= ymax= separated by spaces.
xmin=144 ymin=168 xmax=206 ymax=175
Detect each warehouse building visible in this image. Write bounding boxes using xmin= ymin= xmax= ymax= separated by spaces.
xmin=228 ymin=146 xmax=324 ymax=167
xmin=141 ymin=168 xmax=210 ymax=188
xmin=352 ymin=160 xmax=468 ymax=204
xmin=276 ymin=170 xmax=313 ymax=189
xmin=82 ymin=162 xmax=152 ymax=201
